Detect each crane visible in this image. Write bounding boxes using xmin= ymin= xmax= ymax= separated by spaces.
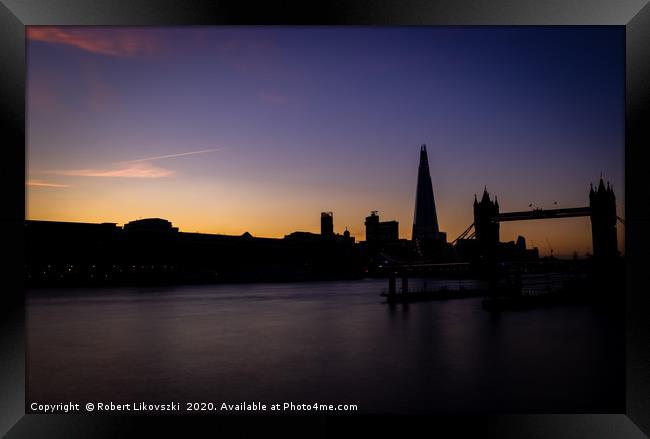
xmin=545 ymin=237 xmax=554 ymax=258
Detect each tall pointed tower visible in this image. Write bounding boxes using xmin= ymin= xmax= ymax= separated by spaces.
xmin=412 ymin=144 xmax=440 ymax=242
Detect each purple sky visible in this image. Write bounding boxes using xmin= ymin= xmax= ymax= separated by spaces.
xmin=26 ymin=26 xmax=624 ymax=256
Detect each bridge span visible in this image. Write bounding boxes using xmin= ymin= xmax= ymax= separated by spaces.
xmin=497 ymin=207 xmax=591 ymax=222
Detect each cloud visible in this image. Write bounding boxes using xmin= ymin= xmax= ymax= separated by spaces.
xmin=26 ymin=27 xmax=161 ymax=57
xmin=26 ymin=179 xmax=71 ymax=188
xmin=53 ymin=161 xmax=174 ymax=178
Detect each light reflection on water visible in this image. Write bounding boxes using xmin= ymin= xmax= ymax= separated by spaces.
xmin=27 ymin=278 xmax=623 ymax=413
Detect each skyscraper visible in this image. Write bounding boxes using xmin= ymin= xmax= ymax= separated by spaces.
xmin=412 ymin=144 xmax=441 ymax=242
xmin=321 ymin=211 xmax=334 ymax=236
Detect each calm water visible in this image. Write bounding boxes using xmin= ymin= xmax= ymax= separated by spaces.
xmin=27 ymin=279 xmax=624 ymax=414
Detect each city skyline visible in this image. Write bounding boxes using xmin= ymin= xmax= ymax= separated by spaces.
xmin=26 ymin=26 xmax=624 ymax=257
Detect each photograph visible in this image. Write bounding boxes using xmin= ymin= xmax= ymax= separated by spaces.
xmin=25 ymin=25 xmax=626 ymax=415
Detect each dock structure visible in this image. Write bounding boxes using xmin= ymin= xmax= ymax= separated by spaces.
xmin=381 ymin=264 xmax=488 ymax=304
xmin=401 ymin=276 xmax=409 ymax=294
xmin=388 ymin=274 xmax=396 ymax=295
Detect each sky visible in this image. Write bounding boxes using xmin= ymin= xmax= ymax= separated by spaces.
xmin=26 ymin=26 xmax=625 ymax=257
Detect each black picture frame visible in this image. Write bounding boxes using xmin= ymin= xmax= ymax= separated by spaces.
xmin=1 ymin=1 xmax=649 ymax=437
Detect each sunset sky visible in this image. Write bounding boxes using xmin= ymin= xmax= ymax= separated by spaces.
xmin=26 ymin=26 xmax=624 ymax=257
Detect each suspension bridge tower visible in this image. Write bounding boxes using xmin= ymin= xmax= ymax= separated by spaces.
xmin=589 ymin=178 xmax=618 ymax=260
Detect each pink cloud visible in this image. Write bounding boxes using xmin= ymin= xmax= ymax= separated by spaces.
xmin=27 ymin=27 xmax=161 ymax=57
xmin=52 ymin=161 xmax=174 ymax=178
xmin=26 ymin=179 xmax=71 ymax=188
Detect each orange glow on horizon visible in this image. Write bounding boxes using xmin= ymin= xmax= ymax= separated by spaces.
xmin=26 ymin=26 xmax=625 ymax=259
xmin=26 ymin=185 xmax=624 ymax=258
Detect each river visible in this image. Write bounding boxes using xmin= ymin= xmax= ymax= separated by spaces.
xmin=26 ymin=278 xmax=624 ymax=414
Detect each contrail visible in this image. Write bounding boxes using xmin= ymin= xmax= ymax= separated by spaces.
xmin=42 ymin=148 xmax=221 ymax=179
xmin=129 ymin=148 xmax=220 ymax=163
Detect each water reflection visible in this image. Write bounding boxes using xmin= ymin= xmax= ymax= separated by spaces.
xmin=27 ymin=279 xmax=623 ymax=413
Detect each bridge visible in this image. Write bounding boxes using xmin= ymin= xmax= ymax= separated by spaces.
xmin=382 ymin=179 xmax=621 ymax=297
xmin=452 ymin=207 xmax=624 ymax=244
xmin=497 ymin=206 xmax=592 ymax=222
xmin=451 ymin=179 xmax=621 ymax=263
xmin=452 ymin=207 xmax=593 ymax=243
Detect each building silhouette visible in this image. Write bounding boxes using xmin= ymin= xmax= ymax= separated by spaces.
xmin=473 ymin=188 xmax=500 ymax=260
xmin=412 ymin=144 xmax=443 ymax=243
xmin=321 ymin=211 xmax=334 ymax=236
xmin=589 ymin=178 xmax=618 ymax=260
xmin=124 ymin=218 xmax=179 ymax=233
xmin=26 ymin=212 xmax=363 ymax=286
xmin=365 ymin=211 xmax=398 ymax=243
xmin=24 ymin=150 xmax=618 ymax=287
